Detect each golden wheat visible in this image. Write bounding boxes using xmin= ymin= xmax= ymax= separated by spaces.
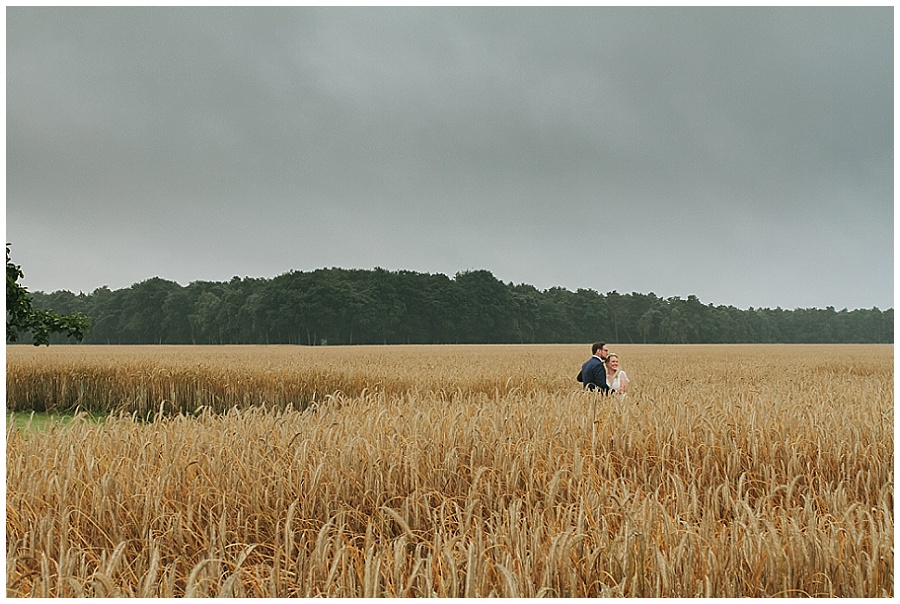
xmin=6 ymin=344 xmax=581 ymax=416
xmin=6 ymin=344 xmax=893 ymax=596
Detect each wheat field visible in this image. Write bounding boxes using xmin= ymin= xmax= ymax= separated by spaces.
xmin=5 ymin=344 xmax=893 ymax=597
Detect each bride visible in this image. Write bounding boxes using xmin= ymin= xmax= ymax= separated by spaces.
xmin=605 ymin=352 xmax=630 ymax=397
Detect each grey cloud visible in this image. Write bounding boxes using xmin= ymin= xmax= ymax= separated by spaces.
xmin=6 ymin=6 xmax=892 ymax=310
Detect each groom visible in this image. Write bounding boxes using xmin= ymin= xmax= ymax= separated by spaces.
xmin=577 ymin=342 xmax=610 ymax=393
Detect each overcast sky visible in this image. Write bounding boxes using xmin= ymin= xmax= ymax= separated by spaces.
xmin=6 ymin=7 xmax=894 ymax=311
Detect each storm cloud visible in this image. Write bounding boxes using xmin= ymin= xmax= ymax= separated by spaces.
xmin=7 ymin=6 xmax=893 ymax=310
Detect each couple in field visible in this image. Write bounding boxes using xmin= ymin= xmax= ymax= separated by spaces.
xmin=576 ymin=341 xmax=629 ymax=396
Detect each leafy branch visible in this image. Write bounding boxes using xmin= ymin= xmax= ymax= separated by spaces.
xmin=6 ymin=245 xmax=90 ymax=346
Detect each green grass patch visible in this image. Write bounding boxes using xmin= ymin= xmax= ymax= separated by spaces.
xmin=7 ymin=411 xmax=104 ymax=432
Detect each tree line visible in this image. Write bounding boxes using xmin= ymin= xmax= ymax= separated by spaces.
xmin=26 ymin=267 xmax=893 ymax=345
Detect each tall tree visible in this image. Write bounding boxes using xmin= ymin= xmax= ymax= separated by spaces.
xmin=454 ymin=270 xmax=517 ymax=343
xmin=6 ymin=245 xmax=90 ymax=345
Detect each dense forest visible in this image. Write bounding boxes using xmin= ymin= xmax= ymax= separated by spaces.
xmin=27 ymin=268 xmax=893 ymax=345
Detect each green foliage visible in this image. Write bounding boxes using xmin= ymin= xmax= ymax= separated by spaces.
xmin=23 ymin=265 xmax=893 ymax=346
xmin=6 ymin=245 xmax=90 ymax=346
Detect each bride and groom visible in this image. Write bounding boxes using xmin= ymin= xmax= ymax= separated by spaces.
xmin=576 ymin=341 xmax=629 ymax=395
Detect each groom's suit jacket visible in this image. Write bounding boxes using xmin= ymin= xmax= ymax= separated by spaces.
xmin=579 ymin=356 xmax=609 ymax=392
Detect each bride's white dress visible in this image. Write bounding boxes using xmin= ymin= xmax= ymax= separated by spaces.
xmin=608 ymin=370 xmax=629 ymax=394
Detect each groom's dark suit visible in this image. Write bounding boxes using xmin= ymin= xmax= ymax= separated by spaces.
xmin=578 ymin=355 xmax=610 ymax=393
